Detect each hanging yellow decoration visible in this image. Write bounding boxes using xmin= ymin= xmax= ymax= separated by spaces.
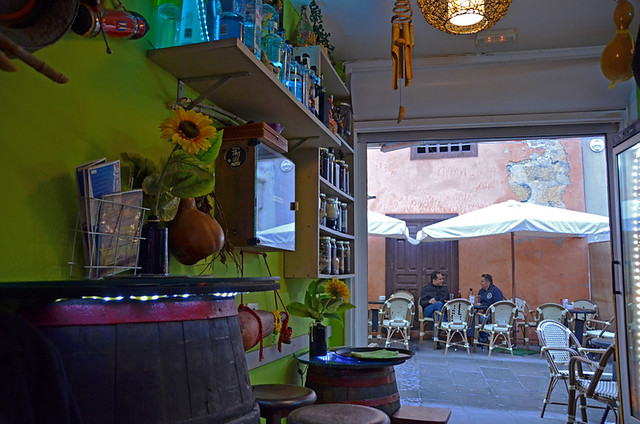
xmin=391 ymin=0 xmax=414 ymax=123
xmin=601 ymin=0 xmax=635 ymax=88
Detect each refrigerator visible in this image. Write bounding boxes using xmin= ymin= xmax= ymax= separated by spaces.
xmin=609 ymin=120 xmax=640 ymax=423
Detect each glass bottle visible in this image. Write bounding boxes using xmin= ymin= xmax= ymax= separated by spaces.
xmin=343 ymin=163 xmax=350 ymax=195
xmin=138 ymin=216 xmax=170 ymax=276
xmin=261 ymin=20 xmax=284 ymax=79
xmin=205 ymin=0 xmax=221 ymax=41
xmin=293 ymin=4 xmax=316 ymax=46
xmin=325 ymin=196 xmax=339 ymax=230
xmin=336 ymin=241 xmax=345 ymax=274
xmin=344 ymin=241 xmax=351 ymax=274
xmin=319 ymin=193 xmax=327 ymax=226
xmin=340 ymin=202 xmax=348 ymax=233
xmin=219 ymin=0 xmax=245 ymax=41
xmin=319 ymin=147 xmax=328 ymax=179
xmin=156 ymin=0 xmax=182 ymax=48
xmin=330 ymin=238 xmax=338 ymax=275
xmin=179 ymin=0 xmax=208 ymax=45
xmin=243 ymin=0 xmax=261 ymax=59
xmin=336 ymin=159 xmax=345 ymax=191
xmin=326 ymin=148 xmax=335 ymax=185
xmin=260 ymin=2 xmax=276 ymax=37
xmin=319 ymin=236 xmax=331 ymax=274
xmin=280 ymin=31 xmax=291 ymax=84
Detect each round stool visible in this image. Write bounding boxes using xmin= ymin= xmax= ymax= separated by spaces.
xmin=287 ymin=403 xmax=391 ymax=424
xmin=253 ymin=384 xmax=317 ymax=424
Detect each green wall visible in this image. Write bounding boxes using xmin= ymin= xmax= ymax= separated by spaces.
xmin=0 ymin=0 xmax=343 ymax=387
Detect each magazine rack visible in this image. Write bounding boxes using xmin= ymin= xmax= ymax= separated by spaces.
xmin=69 ymin=195 xmax=148 ymax=279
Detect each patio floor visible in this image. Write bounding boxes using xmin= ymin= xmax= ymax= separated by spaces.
xmin=392 ymin=339 xmax=614 ymax=424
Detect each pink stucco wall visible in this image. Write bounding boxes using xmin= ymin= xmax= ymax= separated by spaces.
xmin=367 ymin=139 xmax=592 ymax=310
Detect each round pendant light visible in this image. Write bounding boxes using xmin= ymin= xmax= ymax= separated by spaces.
xmin=417 ymin=0 xmax=512 ymax=35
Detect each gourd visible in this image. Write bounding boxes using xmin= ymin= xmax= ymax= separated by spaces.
xmin=601 ymin=0 xmax=635 ymax=88
xmin=168 ymin=198 xmax=225 ymax=265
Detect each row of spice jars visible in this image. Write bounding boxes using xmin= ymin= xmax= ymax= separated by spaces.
xmin=319 ymin=147 xmax=349 ymax=195
xmin=319 ymin=237 xmax=352 ymax=275
xmin=319 ymin=193 xmax=348 ymax=233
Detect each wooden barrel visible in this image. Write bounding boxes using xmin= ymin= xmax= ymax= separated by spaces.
xmin=20 ymin=298 xmax=260 ymax=424
xmin=304 ymin=364 xmax=400 ymax=416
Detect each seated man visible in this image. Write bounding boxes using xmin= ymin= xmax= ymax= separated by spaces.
xmin=420 ymin=271 xmax=448 ymax=319
xmin=473 ymin=273 xmax=504 ymax=344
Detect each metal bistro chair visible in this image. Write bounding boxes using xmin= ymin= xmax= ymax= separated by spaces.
xmin=535 ymin=302 xmax=574 ymax=356
xmin=568 ymin=343 xmax=618 ymax=424
xmin=378 ymin=291 xmax=415 ymax=349
xmin=571 ymin=299 xmax=599 ymax=323
xmin=434 ymin=298 xmax=473 ymax=355
xmin=583 ymin=315 xmax=616 ymax=347
xmin=536 ymin=319 xmax=611 ymax=419
xmin=473 ymin=300 xmax=517 ymax=358
xmin=511 ymin=297 xmax=537 ymax=350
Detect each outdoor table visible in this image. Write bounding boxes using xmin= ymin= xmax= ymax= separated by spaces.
xmin=566 ymin=307 xmax=597 ymax=345
xmin=295 ymin=348 xmax=412 ymax=416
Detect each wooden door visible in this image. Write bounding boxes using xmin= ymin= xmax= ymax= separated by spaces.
xmin=385 ymin=214 xmax=458 ymax=327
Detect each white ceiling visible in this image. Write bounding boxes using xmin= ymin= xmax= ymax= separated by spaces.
xmin=290 ymin=0 xmax=640 ymax=135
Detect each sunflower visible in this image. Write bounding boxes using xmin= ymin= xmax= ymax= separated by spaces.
xmin=325 ymin=278 xmax=350 ymax=301
xmin=159 ymin=107 xmax=217 ymax=155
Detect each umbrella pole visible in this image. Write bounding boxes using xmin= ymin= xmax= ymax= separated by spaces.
xmin=511 ymin=232 xmax=515 ymax=299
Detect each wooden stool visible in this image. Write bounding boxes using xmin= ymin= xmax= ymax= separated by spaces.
xmin=287 ymin=403 xmax=391 ymax=424
xmin=390 ymin=405 xmax=451 ymax=424
xmin=253 ymin=384 xmax=317 ymax=424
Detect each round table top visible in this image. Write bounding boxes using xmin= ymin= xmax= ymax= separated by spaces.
xmin=296 ymin=348 xmax=410 ymax=368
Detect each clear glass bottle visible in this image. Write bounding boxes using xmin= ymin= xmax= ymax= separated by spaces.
xmin=325 ymin=196 xmax=339 ymax=230
xmin=243 ymin=0 xmax=261 ymax=59
xmin=260 ymin=2 xmax=276 ymax=37
xmin=336 ymin=159 xmax=345 ymax=192
xmin=219 ymin=0 xmax=245 ymax=41
xmin=280 ymin=31 xmax=291 ymax=84
xmin=340 ymin=202 xmax=348 ymax=233
xmin=156 ymin=0 xmax=182 ymax=48
xmin=319 ymin=193 xmax=327 ymax=226
xmin=319 ymin=236 xmax=331 ymax=275
xmin=344 ymin=241 xmax=351 ymax=274
xmin=330 ymin=238 xmax=338 ymax=275
xmin=336 ymin=241 xmax=345 ymax=274
xmin=261 ymin=20 xmax=284 ymax=79
xmin=179 ymin=0 xmax=208 ymax=45
xmin=343 ymin=163 xmax=349 ymax=195
xmin=293 ymin=4 xmax=316 ymax=46
xmin=326 ymin=148 xmax=335 ymax=185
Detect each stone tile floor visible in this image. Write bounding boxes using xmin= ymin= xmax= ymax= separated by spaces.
xmin=391 ymin=339 xmax=615 ymax=423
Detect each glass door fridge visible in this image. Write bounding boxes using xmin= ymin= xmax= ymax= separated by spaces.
xmin=610 ymin=120 xmax=640 ymax=423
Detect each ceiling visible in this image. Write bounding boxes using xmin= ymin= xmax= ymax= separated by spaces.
xmin=290 ymin=0 xmax=640 ymax=136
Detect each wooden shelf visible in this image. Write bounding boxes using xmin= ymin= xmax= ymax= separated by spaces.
xmin=147 ymin=38 xmax=345 ymax=150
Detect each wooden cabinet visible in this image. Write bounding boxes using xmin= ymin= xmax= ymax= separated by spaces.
xmin=147 ymin=38 xmax=355 ymax=278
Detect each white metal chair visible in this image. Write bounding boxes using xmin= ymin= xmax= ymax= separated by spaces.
xmin=568 ymin=343 xmax=618 ymax=424
xmin=535 ymin=302 xmax=574 ymax=356
xmin=377 ymin=292 xmax=415 ymax=349
xmin=511 ymin=297 xmax=537 ymax=350
xmin=473 ymin=300 xmax=517 ymax=358
xmin=571 ymin=299 xmax=599 ymax=323
xmin=536 ymin=319 xmax=611 ymax=418
xmin=583 ymin=315 xmax=616 ymax=347
xmin=434 ymin=298 xmax=473 ymax=355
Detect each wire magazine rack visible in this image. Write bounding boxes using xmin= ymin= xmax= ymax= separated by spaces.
xmin=69 ymin=193 xmax=148 ymax=279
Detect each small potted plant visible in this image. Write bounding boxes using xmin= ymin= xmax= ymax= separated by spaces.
xmin=287 ymin=278 xmax=355 ymax=356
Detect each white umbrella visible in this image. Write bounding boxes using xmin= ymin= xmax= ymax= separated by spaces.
xmin=368 ymin=210 xmax=419 ymax=245
xmin=416 ymin=200 xmax=610 ymax=298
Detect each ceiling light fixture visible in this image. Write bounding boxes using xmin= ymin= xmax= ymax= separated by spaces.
xmin=417 ymin=0 xmax=513 ymax=35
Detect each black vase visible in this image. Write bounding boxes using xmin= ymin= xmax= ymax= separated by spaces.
xmin=309 ymin=323 xmax=327 ymax=357
xmin=138 ymin=216 xmax=169 ymax=276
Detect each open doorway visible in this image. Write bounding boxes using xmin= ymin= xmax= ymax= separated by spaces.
xmin=366 ymin=136 xmax=613 ymax=335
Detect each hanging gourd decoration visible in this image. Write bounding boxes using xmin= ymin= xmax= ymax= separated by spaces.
xmin=601 ymin=0 xmax=635 ymax=88
xmin=168 ymin=198 xmax=225 ymax=265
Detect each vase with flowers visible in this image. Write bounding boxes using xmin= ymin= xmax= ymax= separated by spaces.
xmin=287 ymin=278 xmax=355 ymax=356
xmin=122 ymin=106 xmax=225 ymax=274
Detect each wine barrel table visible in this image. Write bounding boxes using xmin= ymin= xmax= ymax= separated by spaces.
xmin=296 ymin=349 xmax=413 ymax=417
xmin=2 ymin=277 xmax=280 ymax=424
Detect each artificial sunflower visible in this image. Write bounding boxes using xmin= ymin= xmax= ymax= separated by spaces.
xmin=287 ymin=278 xmax=356 ymax=325
xmin=160 ymin=107 xmax=217 ymax=155
xmin=325 ymin=278 xmax=350 ymax=301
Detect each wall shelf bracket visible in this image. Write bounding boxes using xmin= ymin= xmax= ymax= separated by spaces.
xmin=288 ymin=137 xmax=319 ymax=152
xmin=177 ymin=71 xmax=251 ymax=110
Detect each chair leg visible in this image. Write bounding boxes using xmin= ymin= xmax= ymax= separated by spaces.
xmin=419 ymin=320 xmax=425 ymax=345
xmin=541 ymin=376 xmax=558 ymax=418
xmin=578 ymin=393 xmax=588 ymax=423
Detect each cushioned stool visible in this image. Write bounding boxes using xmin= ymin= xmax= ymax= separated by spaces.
xmin=287 ymin=403 xmax=391 ymax=424
xmin=390 ymin=405 xmax=451 ymax=424
xmin=253 ymin=384 xmax=317 ymax=424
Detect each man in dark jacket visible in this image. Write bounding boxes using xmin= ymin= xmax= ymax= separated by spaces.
xmin=420 ymin=271 xmax=449 ymax=318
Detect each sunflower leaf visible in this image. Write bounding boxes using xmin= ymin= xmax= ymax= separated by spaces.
xmin=196 ymin=130 xmax=223 ymax=165
xmin=287 ymin=302 xmax=313 ymax=319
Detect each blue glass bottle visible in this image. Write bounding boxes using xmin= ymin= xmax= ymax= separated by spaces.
xmin=261 ymin=21 xmax=284 ymax=79
xmin=243 ymin=0 xmax=261 ymax=59
xmin=156 ymin=0 xmax=182 ymax=48
xmin=219 ymin=0 xmax=245 ymax=41
xmin=179 ymin=0 xmax=210 ymax=45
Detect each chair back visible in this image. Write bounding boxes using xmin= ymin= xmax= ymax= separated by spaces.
xmin=536 ymin=303 xmax=571 ymax=325
xmin=382 ymin=296 xmax=414 ymax=324
xmin=488 ymin=300 xmax=517 ymax=329
xmin=571 ymin=299 xmax=599 ymax=321
xmin=512 ymin=296 xmax=533 ymax=321
xmin=443 ymin=298 xmax=473 ymax=325
xmin=536 ymin=319 xmax=580 ymax=366
xmin=390 ymin=290 xmax=415 ymax=304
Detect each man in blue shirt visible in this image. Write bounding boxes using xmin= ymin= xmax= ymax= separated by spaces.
xmin=472 ymin=273 xmax=504 ymax=344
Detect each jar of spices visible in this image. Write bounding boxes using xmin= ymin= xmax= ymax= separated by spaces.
xmin=330 ymin=238 xmax=338 ymax=275
xmin=319 ymin=193 xmax=327 ymax=226
xmin=336 ymin=241 xmax=345 ymax=274
xmin=327 ymin=148 xmax=335 ymax=185
xmin=343 ymin=163 xmax=349 ymax=195
xmin=319 ymin=147 xmax=328 ymax=180
xmin=343 ymin=241 xmax=351 ymax=274
xmin=340 ymin=202 xmax=348 ymax=233
xmin=319 ymin=236 xmax=332 ymax=274
xmin=335 ymin=202 xmax=342 ymax=234
xmin=325 ymin=196 xmax=339 ymax=230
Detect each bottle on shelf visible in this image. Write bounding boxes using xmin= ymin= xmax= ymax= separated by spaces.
xmin=340 ymin=202 xmax=348 ymax=233
xmin=293 ymin=4 xmax=316 ymax=46
xmin=155 ymin=0 xmax=183 ymax=48
xmin=336 ymin=241 xmax=345 ymax=274
xmin=343 ymin=241 xmax=351 ymax=274
xmin=243 ymin=0 xmax=261 ymax=59
xmin=330 ymin=238 xmax=338 ymax=275
xmin=280 ymin=35 xmax=292 ymax=84
xmin=261 ymin=20 xmax=284 ymax=79
xmin=219 ymin=0 xmax=245 ymax=41
xmin=179 ymin=0 xmax=208 ymax=45
xmin=325 ymin=196 xmax=339 ymax=230
xmin=319 ymin=236 xmax=331 ymax=275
